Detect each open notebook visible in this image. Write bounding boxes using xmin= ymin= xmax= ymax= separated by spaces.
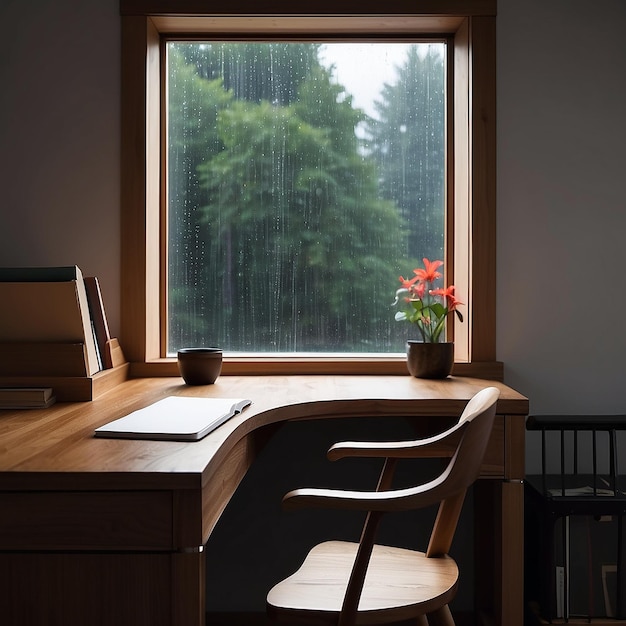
xmin=94 ymin=396 xmax=252 ymax=441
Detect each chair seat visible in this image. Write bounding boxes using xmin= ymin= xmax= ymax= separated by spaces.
xmin=267 ymin=540 xmax=459 ymax=625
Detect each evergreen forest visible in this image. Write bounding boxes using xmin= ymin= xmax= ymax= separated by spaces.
xmin=167 ymin=42 xmax=445 ymax=353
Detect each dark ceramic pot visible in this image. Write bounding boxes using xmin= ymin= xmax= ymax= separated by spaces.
xmin=406 ymin=341 xmax=454 ymax=379
xmin=177 ymin=347 xmax=222 ymax=385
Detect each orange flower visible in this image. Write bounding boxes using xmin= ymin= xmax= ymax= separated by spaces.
xmin=394 ymin=259 xmax=464 ymax=342
xmin=398 ymin=274 xmax=419 ymax=289
xmin=409 ymin=281 xmax=426 ymax=300
xmin=430 ymin=285 xmax=463 ymax=311
xmin=413 ymin=258 xmax=443 ymax=283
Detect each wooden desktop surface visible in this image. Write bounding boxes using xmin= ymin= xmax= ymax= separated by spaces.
xmin=0 ymin=375 xmax=528 ymax=626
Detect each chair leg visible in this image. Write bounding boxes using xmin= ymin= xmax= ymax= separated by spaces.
xmin=426 ymin=605 xmax=455 ymax=626
xmin=414 ymin=615 xmax=429 ymax=626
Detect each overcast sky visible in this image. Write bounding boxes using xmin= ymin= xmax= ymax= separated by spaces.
xmin=319 ymin=43 xmax=413 ymax=119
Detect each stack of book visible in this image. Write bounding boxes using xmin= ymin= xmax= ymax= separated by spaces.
xmin=0 ymin=265 xmax=125 ymax=402
xmin=0 ymin=387 xmax=56 ymax=410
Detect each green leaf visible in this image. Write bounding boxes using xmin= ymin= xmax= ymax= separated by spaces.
xmin=429 ymin=302 xmax=445 ymax=318
xmin=431 ymin=317 xmax=446 ymax=342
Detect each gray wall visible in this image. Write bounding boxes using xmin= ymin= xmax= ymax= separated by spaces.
xmin=496 ymin=0 xmax=626 ymax=471
xmin=0 ymin=0 xmax=121 ymax=334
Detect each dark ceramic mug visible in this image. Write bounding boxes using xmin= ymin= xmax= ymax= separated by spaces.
xmin=177 ymin=347 xmax=223 ymax=385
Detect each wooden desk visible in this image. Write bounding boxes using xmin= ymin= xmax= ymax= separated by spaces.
xmin=0 ymin=375 xmax=528 ymax=626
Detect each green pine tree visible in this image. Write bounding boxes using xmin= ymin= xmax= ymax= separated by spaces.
xmin=369 ymin=45 xmax=446 ymax=264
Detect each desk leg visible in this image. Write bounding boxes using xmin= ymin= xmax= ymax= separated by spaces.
xmin=172 ymin=549 xmax=206 ymax=626
xmin=474 ymin=479 xmax=524 ymax=626
xmin=502 ymin=480 xmax=524 ymax=622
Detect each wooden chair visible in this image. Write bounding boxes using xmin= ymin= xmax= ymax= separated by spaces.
xmin=266 ymin=386 xmax=500 ymax=626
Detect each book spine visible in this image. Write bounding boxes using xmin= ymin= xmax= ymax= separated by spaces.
xmin=71 ymin=267 xmax=101 ymax=375
xmin=84 ymin=276 xmax=112 ymax=369
xmin=0 ymin=265 xmax=80 ymax=282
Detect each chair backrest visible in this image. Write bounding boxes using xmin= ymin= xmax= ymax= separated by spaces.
xmin=447 ymin=386 xmax=500 ymax=486
xmin=426 ymin=386 xmax=499 ymax=556
xmin=458 ymin=385 xmax=500 ymax=426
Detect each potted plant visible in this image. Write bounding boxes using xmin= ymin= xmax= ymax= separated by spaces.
xmin=392 ymin=258 xmax=463 ymax=378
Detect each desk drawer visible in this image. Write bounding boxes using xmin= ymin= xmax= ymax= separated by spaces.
xmin=0 ymin=491 xmax=173 ymax=551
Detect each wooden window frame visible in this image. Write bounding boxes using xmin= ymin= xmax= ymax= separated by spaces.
xmin=120 ymin=0 xmax=499 ymax=379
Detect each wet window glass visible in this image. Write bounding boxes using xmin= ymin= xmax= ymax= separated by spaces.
xmin=166 ymin=41 xmax=446 ymax=354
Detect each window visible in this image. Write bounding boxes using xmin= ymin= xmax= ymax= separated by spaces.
xmin=166 ymin=41 xmax=446 ymax=355
xmin=120 ymin=2 xmax=498 ymax=377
